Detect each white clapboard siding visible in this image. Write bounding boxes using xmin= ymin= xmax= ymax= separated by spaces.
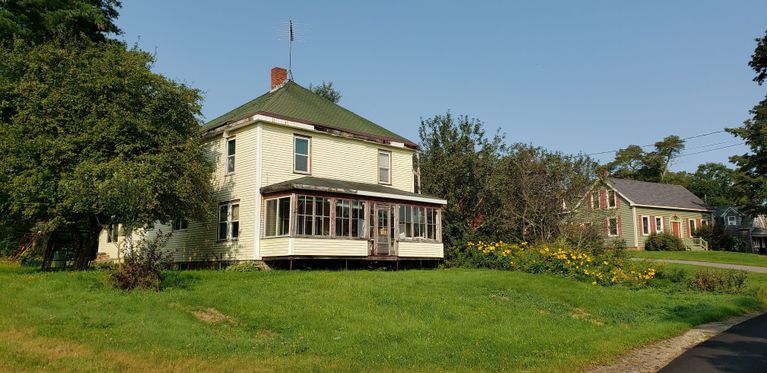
xmin=397 ymin=242 xmax=444 ymax=258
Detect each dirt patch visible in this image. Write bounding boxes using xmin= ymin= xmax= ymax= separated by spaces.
xmin=191 ymin=308 xmax=236 ymax=324
xmin=590 ymin=311 xmax=764 ymax=372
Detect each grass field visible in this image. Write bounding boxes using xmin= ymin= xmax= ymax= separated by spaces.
xmin=0 ymin=263 xmax=765 ymax=372
xmin=630 ymin=250 xmax=767 ymax=268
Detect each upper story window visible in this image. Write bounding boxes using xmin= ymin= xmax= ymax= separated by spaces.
xmin=294 ymin=135 xmax=311 ymax=174
xmin=727 ymin=215 xmax=737 ymax=226
xmin=591 ymin=191 xmax=600 ymax=209
xmin=607 ymin=190 xmax=617 ymax=208
xmin=218 ymin=202 xmax=239 ymax=241
xmin=226 ymin=138 xmax=236 ymax=174
xmin=378 ymin=150 xmax=391 ymax=185
xmin=265 ymin=197 xmax=291 ymax=237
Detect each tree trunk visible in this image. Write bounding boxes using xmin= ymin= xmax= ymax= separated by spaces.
xmin=72 ymin=217 xmax=100 ymax=270
xmin=40 ymin=232 xmax=55 ymax=271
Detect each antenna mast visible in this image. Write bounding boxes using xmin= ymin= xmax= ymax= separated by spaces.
xmin=288 ymin=20 xmax=294 ymax=81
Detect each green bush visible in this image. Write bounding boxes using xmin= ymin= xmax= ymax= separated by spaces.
xmin=688 ymin=269 xmax=747 ymax=293
xmin=110 ymin=231 xmax=173 ymax=291
xmin=644 ymin=233 xmax=686 ymax=251
xmin=655 ymin=266 xmax=687 ymax=283
xmin=694 ymin=225 xmax=746 ymax=252
xmin=224 ymin=261 xmax=264 ymax=272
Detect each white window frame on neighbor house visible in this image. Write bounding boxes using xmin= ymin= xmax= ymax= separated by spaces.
xmin=641 ymin=215 xmax=650 ymax=236
xmin=218 ymin=201 xmax=240 ymax=241
xmin=607 ymin=217 xmax=619 ymax=237
xmin=293 ymin=135 xmax=311 ymax=174
xmin=655 ymin=217 xmax=663 ymax=234
xmin=727 ymin=215 xmax=737 ymax=226
xmin=107 ymin=223 xmax=119 ymax=243
xmin=226 ymin=137 xmax=236 ymax=174
xmin=607 ymin=190 xmax=617 ymax=209
xmin=688 ymin=219 xmax=697 ymax=237
xmin=171 ymin=218 xmax=188 ymax=231
xmin=264 ymin=196 xmax=291 ymax=238
xmin=378 ymin=150 xmax=392 ymax=185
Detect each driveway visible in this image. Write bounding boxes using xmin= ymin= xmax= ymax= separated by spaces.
xmin=631 ymin=258 xmax=767 ymax=273
xmin=660 ymin=312 xmax=767 ymax=372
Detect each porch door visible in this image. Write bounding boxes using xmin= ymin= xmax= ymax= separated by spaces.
xmin=671 ymin=222 xmax=681 ymax=238
xmin=375 ymin=205 xmax=392 ymax=255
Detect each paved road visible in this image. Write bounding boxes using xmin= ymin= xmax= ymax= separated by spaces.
xmin=660 ymin=312 xmax=767 ymax=372
xmin=631 ymin=258 xmax=767 ymax=273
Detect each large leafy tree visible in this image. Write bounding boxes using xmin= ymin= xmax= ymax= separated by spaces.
xmin=607 ymin=135 xmax=685 ymax=182
xmin=0 ymin=0 xmax=121 ymax=43
xmin=727 ymin=30 xmax=767 ymax=215
xmin=418 ymin=113 xmax=505 ymax=256
xmin=684 ymin=163 xmax=738 ymax=206
xmin=0 ymin=39 xmax=213 ymax=268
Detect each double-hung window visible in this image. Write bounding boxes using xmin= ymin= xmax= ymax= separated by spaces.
xmin=265 ymin=197 xmax=291 ymax=237
xmin=226 ymin=138 xmax=236 ymax=174
xmin=107 ymin=223 xmax=119 ymax=243
xmin=641 ymin=216 xmax=650 ymax=236
xmin=727 ymin=215 xmax=737 ymax=226
xmin=218 ymin=202 xmax=239 ymax=240
xmin=335 ymin=199 xmax=351 ymax=237
xmin=378 ymin=150 xmax=391 ymax=185
xmin=607 ymin=217 xmax=619 ymax=237
xmin=172 ymin=218 xmax=188 ymax=231
xmin=688 ymin=219 xmax=697 ymax=237
xmin=607 ymin=190 xmax=617 ymax=208
xmin=591 ymin=191 xmax=600 ymax=209
xmin=655 ymin=217 xmax=663 ymax=234
xmin=296 ymin=195 xmax=330 ymax=236
xmin=294 ymin=135 xmax=311 ymax=174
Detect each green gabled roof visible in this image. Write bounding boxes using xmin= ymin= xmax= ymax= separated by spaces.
xmin=203 ymin=81 xmax=415 ymax=146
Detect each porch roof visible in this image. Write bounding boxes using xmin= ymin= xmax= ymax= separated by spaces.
xmin=260 ymin=176 xmax=447 ymax=205
xmin=752 ymin=228 xmax=767 ymax=237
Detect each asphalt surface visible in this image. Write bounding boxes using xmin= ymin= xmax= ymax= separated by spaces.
xmin=660 ymin=312 xmax=767 ymax=372
xmin=631 ymin=258 xmax=767 ymax=273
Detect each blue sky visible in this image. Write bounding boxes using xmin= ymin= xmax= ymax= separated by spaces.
xmin=118 ymin=1 xmax=766 ymax=172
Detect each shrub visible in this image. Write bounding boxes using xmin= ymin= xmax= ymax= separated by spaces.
xmin=110 ymin=231 xmax=173 ymax=291
xmin=694 ymin=225 xmax=746 ymax=252
xmin=655 ymin=266 xmax=687 ymax=283
xmin=224 ymin=262 xmax=264 ymax=272
xmin=689 ymin=269 xmax=747 ymax=293
xmin=463 ymin=241 xmax=656 ymax=287
xmin=644 ymin=233 xmax=686 ymax=251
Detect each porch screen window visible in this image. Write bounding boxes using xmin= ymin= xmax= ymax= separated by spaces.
xmin=296 ymin=195 xmax=330 ymax=236
xmin=399 ymin=206 xmax=438 ymax=240
xmin=294 ymin=136 xmax=310 ymax=174
xmin=265 ymin=197 xmax=290 ymax=237
xmin=607 ymin=217 xmax=618 ymax=237
xmin=607 ymin=190 xmax=617 ymax=208
xmin=378 ymin=150 xmax=391 ymax=184
xmin=426 ymin=209 xmax=437 ymax=240
xmin=335 ymin=199 xmax=350 ymax=237
xmin=218 ymin=202 xmax=239 ymax=240
xmin=226 ymin=138 xmax=236 ymax=174
xmin=351 ymin=200 xmax=365 ymax=238
xmin=413 ymin=207 xmax=426 ymax=238
xmin=655 ymin=217 xmax=663 ymax=233
xmin=641 ymin=216 xmax=650 ymax=236
xmin=591 ymin=192 xmax=600 ymax=209
xmin=398 ymin=206 xmax=413 ymax=238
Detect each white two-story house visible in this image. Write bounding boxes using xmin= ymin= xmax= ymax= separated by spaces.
xmin=98 ymin=67 xmax=446 ymax=265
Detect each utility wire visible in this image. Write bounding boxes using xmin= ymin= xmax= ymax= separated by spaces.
xmin=675 ymin=142 xmax=746 ymax=158
xmin=586 ymin=130 xmax=728 ymax=156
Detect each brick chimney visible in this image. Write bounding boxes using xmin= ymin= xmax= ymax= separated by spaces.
xmin=271 ymin=67 xmax=287 ymax=90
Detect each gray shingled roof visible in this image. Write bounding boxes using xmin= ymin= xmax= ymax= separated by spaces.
xmin=607 ymin=178 xmax=709 ymax=211
xmin=261 ymin=176 xmax=446 ymax=205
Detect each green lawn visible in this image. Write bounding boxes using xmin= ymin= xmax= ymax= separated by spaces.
xmin=630 ymin=250 xmax=767 ymax=268
xmin=0 ymin=263 xmax=764 ymax=372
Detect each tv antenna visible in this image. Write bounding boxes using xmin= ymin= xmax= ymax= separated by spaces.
xmin=288 ymin=20 xmax=295 ymax=81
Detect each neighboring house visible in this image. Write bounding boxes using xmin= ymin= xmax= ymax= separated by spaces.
xmin=584 ymin=178 xmax=712 ymax=250
xmin=713 ymin=206 xmax=767 ymax=254
xmin=98 ymin=67 xmax=446 ymax=265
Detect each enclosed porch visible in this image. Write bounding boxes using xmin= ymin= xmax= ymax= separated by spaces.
xmin=259 ymin=177 xmax=446 ymax=261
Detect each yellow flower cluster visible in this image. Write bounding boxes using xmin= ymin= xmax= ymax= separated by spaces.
xmin=466 ymin=240 xmax=656 ymax=287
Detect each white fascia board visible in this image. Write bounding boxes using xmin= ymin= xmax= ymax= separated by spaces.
xmin=354 ymin=190 xmax=447 ymax=205
xmin=632 ymin=204 xmax=711 ymax=213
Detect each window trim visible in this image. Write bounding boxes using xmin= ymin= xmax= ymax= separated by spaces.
xmin=688 ymin=219 xmax=697 ymax=237
xmin=607 ymin=217 xmax=619 ymax=237
xmin=591 ymin=191 xmax=600 ymax=209
xmin=107 ymin=223 xmax=119 ymax=243
xmin=217 ymin=201 xmax=240 ymax=241
xmin=172 ymin=218 xmax=189 ymax=232
xmin=226 ymin=137 xmax=236 ymax=175
xmin=655 ymin=217 xmax=663 ymax=234
xmin=377 ymin=149 xmax=392 ymax=185
xmin=641 ymin=215 xmax=650 ymax=236
xmin=727 ymin=215 xmax=737 ymax=226
xmin=293 ymin=134 xmax=311 ymax=175
xmin=398 ymin=205 xmax=440 ymax=242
